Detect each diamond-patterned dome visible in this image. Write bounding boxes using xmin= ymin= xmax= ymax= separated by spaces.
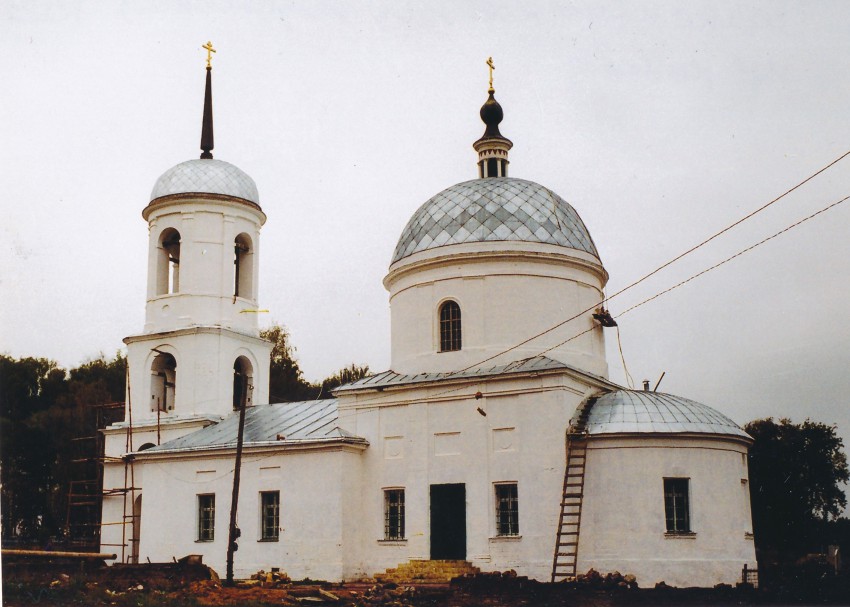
xmin=584 ymin=390 xmax=750 ymax=439
xmin=150 ymin=159 xmax=259 ymax=205
xmin=391 ymin=178 xmax=598 ymax=264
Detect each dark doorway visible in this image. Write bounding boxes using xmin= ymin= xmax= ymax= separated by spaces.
xmin=430 ymin=483 xmax=466 ymax=560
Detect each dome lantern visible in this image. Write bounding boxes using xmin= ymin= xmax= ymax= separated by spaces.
xmin=473 ymin=57 xmax=513 ymax=178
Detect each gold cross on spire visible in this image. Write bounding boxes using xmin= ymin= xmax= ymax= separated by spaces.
xmin=486 ymin=56 xmax=495 ymax=93
xmin=203 ymin=41 xmax=216 ymax=68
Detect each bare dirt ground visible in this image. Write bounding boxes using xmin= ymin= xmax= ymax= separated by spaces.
xmin=1 ymin=579 xmax=764 ymax=607
xmin=2 ymin=560 xmax=847 ymax=607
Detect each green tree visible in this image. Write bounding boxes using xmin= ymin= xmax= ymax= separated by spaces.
xmin=0 ymin=352 xmax=126 ymax=543
xmin=317 ymin=363 xmax=370 ymax=399
xmin=0 ymin=355 xmax=69 ymax=540
xmin=261 ymin=324 xmax=372 ymax=402
xmin=745 ymin=417 xmax=849 ymax=560
xmin=0 ymin=356 xmax=68 ymax=420
xmin=68 ymin=353 xmax=126 ymax=403
xmin=261 ymin=324 xmax=320 ymax=402
xmin=44 ymin=352 xmax=127 ymax=539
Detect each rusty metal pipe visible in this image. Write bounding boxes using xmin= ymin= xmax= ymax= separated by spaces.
xmin=2 ymin=549 xmax=117 ymax=559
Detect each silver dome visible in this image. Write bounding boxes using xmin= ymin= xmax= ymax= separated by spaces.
xmin=150 ymin=159 xmax=259 ymax=205
xmin=391 ymin=177 xmax=599 ymax=264
xmin=584 ymin=390 xmax=750 ymax=439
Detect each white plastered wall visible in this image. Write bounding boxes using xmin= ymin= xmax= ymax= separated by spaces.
xmin=100 ymin=418 xmax=221 ymax=561
xmin=578 ymin=435 xmax=757 ymax=587
xmin=384 ymin=242 xmax=608 ymax=377
xmin=129 ymin=444 xmax=365 ymax=581
xmin=123 ymin=327 xmax=272 ymax=422
xmin=143 ymin=197 xmax=265 ymax=335
xmin=337 ymin=370 xmax=599 ymax=581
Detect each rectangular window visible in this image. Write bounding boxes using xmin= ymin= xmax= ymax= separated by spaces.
xmin=197 ymin=494 xmax=215 ymax=541
xmin=495 ymin=483 xmax=519 ymax=536
xmin=664 ymin=478 xmax=691 ymax=533
xmin=384 ymin=489 xmax=405 ymax=540
xmin=260 ymin=491 xmax=280 ymax=541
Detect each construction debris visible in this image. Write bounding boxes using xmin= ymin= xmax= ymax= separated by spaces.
xmin=574 ymin=568 xmax=639 ymax=590
xmin=319 ymin=588 xmax=341 ymax=602
xmin=3 ymin=562 xmax=784 ymax=606
xmin=350 ymin=582 xmax=417 ymax=606
xmin=248 ymin=568 xmax=292 ymax=587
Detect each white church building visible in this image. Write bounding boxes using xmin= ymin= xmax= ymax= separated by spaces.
xmin=100 ymin=60 xmax=757 ymax=587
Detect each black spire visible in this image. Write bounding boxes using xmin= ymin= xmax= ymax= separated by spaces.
xmin=200 ymin=65 xmax=214 ymax=159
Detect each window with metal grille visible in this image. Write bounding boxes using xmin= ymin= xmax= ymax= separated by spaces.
xmin=384 ymin=489 xmax=405 ymax=540
xmin=664 ymin=478 xmax=691 ymax=533
xmin=495 ymin=483 xmax=519 ymax=536
xmin=439 ymin=301 xmax=462 ymax=352
xmin=197 ymin=494 xmax=215 ymax=541
xmin=260 ymin=491 xmax=280 ymax=541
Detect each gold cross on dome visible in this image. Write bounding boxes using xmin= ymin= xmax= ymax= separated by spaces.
xmin=486 ymin=56 xmax=495 ymax=92
xmin=203 ymin=41 xmax=216 ymax=68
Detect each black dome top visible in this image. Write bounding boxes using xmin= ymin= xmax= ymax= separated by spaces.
xmin=479 ymin=92 xmax=505 ymax=139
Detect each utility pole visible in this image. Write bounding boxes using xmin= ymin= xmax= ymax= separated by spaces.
xmin=224 ymin=377 xmax=248 ymax=586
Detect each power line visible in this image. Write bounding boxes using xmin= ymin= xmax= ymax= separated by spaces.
xmin=446 ymin=149 xmax=850 ymax=375
xmin=614 ymin=193 xmax=850 ymax=320
xmin=518 ymin=191 xmax=850 ymax=374
xmin=616 ymin=326 xmax=634 ymax=389
xmin=341 ymin=189 xmax=850 ymax=411
xmin=606 ymin=148 xmax=850 ymax=306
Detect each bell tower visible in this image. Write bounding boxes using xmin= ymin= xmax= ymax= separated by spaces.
xmin=122 ymin=46 xmax=272 ymax=432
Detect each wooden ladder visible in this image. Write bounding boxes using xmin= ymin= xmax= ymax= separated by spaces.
xmin=551 ymin=398 xmax=595 ymax=582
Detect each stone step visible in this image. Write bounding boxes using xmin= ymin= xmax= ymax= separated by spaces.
xmin=375 ymin=560 xmax=481 ymax=583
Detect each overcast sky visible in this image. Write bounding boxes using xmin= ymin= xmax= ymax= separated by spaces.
xmin=3 ymin=1 xmax=850 ymax=450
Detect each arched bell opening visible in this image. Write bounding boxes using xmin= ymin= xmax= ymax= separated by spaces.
xmin=150 ymin=352 xmax=177 ymax=412
xmin=156 ymin=228 xmax=181 ymax=295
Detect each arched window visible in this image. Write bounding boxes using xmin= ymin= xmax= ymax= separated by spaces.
xmin=156 ymin=228 xmax=181 ymax=295
xmin=233 ymin=233 xmax=253 ymax=299
xmin=138 ymin=443 xmax=156 ymax=451
xmin=150 ymin=352 xmax=176 ymax=412
xmin=233 ymin=356 xmax=254 ymax=410
xmin=439 ymin=300 xmax=462 ymax=352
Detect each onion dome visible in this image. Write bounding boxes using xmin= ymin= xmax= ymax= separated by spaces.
xmin=391 ymin=177 xmax=599 ymax=264
xmin=584 ymin=390 xmax=751 ymax=440
xmin=478 ymin=91 xmax=509 ymax=141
